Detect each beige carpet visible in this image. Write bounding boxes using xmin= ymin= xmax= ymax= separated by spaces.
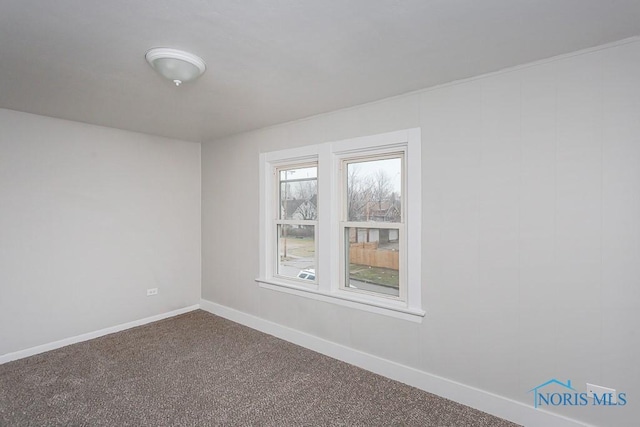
xmin=0 ymin=310 xmax=520 ymax=426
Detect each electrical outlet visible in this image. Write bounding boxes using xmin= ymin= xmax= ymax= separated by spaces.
xmin=146 ymin=288 xmax=158 ymax=296
xmin=586 ymin=383 xmax=616 ymax=404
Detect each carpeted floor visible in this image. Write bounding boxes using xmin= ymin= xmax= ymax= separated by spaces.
xmin=0 ymin=310 xmax=520 ymax=426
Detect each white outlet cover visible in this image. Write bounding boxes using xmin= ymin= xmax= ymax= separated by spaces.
xmin=146 ymin=288 xmax=158 ymax=296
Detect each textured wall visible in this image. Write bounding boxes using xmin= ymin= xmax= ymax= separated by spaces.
xmin=202 ymin=40 xmax=640 ymax=427
xmin=0 ymin=109 xmax=201 ymax=356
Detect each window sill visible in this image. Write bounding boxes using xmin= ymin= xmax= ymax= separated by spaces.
xmin=255 ymin=277 xmax=425 ymax=323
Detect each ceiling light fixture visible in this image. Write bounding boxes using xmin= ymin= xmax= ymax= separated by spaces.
xmin=145 ymin=48 xmax=206 ymax=86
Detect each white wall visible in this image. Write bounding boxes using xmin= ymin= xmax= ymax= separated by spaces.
xmin=202 ymin=39 xmax=640 ymax=427
xmin=0 ymin=109 xmax=201 ymax=357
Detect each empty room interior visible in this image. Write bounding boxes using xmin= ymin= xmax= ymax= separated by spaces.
xmin=1 ymin=1 xmax=639 ymax=426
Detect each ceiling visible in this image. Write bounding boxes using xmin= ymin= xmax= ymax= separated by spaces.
xmin=1 ymin=1 xmax=639 ymax=143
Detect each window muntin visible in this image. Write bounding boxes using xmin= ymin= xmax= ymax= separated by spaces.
xmin=274 ymin=164 xmax=318 ymax=284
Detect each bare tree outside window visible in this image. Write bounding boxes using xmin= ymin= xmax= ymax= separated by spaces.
xmin=347 ymin=166 xmax=372 ymax=222
xmin=347 ymin=157 xmax=401 ymax=223
xmin=372 ymin=169 xmax=392 ymax=210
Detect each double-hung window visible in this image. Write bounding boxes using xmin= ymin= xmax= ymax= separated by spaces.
xmin=275 ymin=164 xmax=318 ymax=283
xmin=340 ymin=153 xmax=404 ymax=300
xmin=258 ymin=128 xmax=423 ymax=322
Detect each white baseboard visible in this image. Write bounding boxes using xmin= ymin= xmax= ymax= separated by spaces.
xmin=200 ymin=298 xmax=590 ymax=427
xmin=0 ymin=304 xmax=200 ymax=364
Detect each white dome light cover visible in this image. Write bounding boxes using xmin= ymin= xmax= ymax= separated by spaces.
xmin=145 ymin=48 xmax=206 ymax=86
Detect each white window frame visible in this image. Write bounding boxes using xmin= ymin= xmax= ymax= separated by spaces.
xmin=257 ymin=128 xmax=423 ymax=322
xmin=338 ymin=150 xmax=406 ymax=301
xmin=274 ymin=162 xmax=319 ymax=285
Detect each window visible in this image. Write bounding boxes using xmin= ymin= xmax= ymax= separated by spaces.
xmin=341 ymin=154 xmax=404 ymax=299
xmin=275 ymin=164 xmax=318 ymax=283
xmin=258 ymin=129 xmax=423 ymax=322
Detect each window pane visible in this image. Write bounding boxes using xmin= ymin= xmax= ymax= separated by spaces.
xmin=279 ymin=166 xmax=317 ymax=220
xmin=279 ymin=166 xmax=317 ymax=181
xmin=346 ymin=157 xmax=401 ymax=222
xmin=277 ymin=224 xmax=316 ymax=281
xmin=345 ymin=227 xmax=399 ymax=297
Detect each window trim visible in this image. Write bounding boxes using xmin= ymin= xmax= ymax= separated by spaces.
xmin=257 ymin=128 xmax=424 ymax=322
